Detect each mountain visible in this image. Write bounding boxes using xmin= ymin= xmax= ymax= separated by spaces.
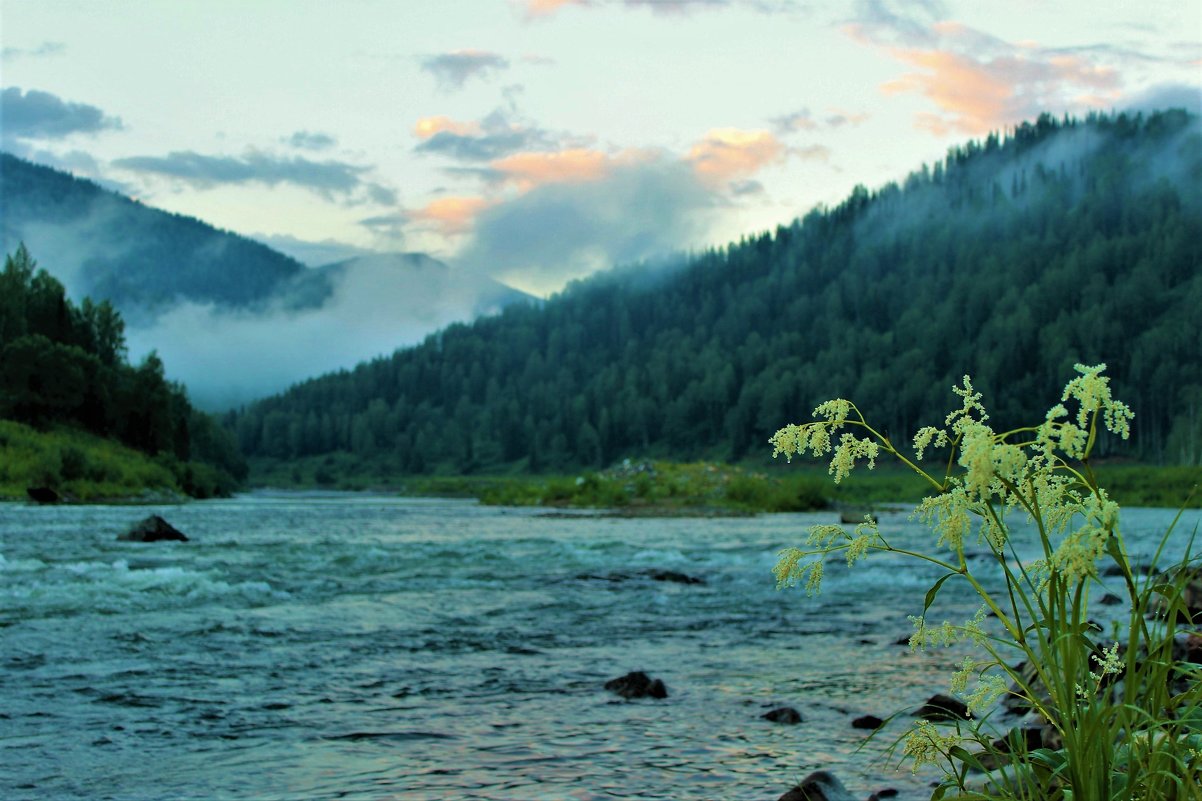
xmin=0 ymin=153 xmax=315 ymax=320
xmin=0 ymin=154 xmax=533 ymax=408
xmin=229 ymin=109 xmax=1202 ymax=473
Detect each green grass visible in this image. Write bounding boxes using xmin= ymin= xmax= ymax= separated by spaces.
xmin=0 ymin=419 xmax=182 ymax=502
xmin=247 ymin=453 xmax=1202 ymax=512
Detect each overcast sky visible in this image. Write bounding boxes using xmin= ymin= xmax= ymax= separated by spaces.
xmin=3 ymin=0 xmax=1199 ymax=295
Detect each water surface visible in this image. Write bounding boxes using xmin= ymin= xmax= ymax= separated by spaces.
xmin=3 ymin=494 xmax=1196 ymax=800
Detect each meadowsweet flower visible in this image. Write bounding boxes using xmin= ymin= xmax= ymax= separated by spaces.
xmin=1089 ymin=642 xmax=1123 ymax=683
xmin=803 ymin=560 xmax=824 ymax=595
xmin=806 ymin=524 xmax=845 ymax=548
xmin=914 ymin=487 xmax=973 ymax=552
xmin=951 ymin=656 xmax=975 ymax=694
xmin=813 ymin=398 xmax=852 ymax=422
xmin=1062 ymin=363 xmax=1133 ymax=439
xmin=1051 ymin=523 xmax=1108 ymax=582
xmin=946 ymin=375 xmax=988 ymax=429
xmin=903 ymin=720 xmax=960 ymax=772
xmin=828 ymin=432 xmax=879 ymax=483
xmin=908 ymin=615 xmax=958 ymax=649
xmin=958 ymin=421 xmax=995 ymax=500
xmin=913 ymin=425 xmax=949 ymax=460
xmin=773 ymin=547 xmax=805 ymax=589
xmin=962 ymin=605 xmax=989 ymax=646
xmin=966 ymin=673 xmax=1007 ymax=716
xmin=846 ymin=517 xmax=878 ymax=566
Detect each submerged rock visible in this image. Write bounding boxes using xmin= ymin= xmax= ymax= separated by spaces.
xmin=852 ymin=714 xmax=884 ymax=730
xmin=645 ymin=569 xmax=705 ymax=585
xmin=778 ymin=770 xmax=856 ymax=801
xmin=118 ymin=515 xmax=189 ymax=543
xmin=762 ymin=706 xmax=802 ymax=724
xmin=604 ymin=671 xmax=667 ymax=699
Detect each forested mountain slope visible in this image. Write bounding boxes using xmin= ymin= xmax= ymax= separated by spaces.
xmin=231 ymin=110 xmax=1202 ymax=471
xmin=0 ymin=153 xmax=313 ymax=319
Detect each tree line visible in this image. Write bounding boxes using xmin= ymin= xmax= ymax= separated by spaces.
xmin=0 ymin=244 xmax=247 ymax=494
xmin=230 ymin=109 xmax=1202 ymax=472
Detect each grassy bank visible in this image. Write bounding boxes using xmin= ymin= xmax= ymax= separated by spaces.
xmin=249 ymin=453 xmax=1201 ymax=513
xmin=0 ymin=419 xmax=234 ymax=502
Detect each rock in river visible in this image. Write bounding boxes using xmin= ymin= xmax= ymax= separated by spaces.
xmin=604 ymin=671 xmax=667 ymax=699
xmin=762 ymin=706 xmax=802 ymax=724
xmin=118 ymin=515 xmax=189 ymax=543
xmin=778 ymin=770 xmax=856 ymax=801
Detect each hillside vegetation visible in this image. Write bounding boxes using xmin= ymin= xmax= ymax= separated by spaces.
xmin=229 ymin=110 xmax=1201 ymax=474
xmin=0 ymin=245 xmax=246 ymax=497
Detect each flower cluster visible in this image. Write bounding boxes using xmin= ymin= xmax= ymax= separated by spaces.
xmin=770 ymin=365 xmax=1159 ymax=785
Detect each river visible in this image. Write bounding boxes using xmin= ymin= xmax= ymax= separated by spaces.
xmin=2 ymin=494 xmax=1197 ymax=800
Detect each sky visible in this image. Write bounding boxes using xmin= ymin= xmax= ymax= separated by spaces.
xmin=2 ymin=0 xmax=1200 ymax=297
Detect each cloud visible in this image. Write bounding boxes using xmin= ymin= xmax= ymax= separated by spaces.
xmin=844 ymin=0 xmax=946 ymax=47
xmin=1122 ymin=82 xmax=1202 ymax=115
xmin=414 ymin=110 xmax=554 ymax=161
xmin=285 ymin=130 xmax=337 ymax=150
xmin=771 ymin=109 xmax=819 ymax=133
xmin=421 ymin=50 xmax=510 ymax=90
xmin=409 ymin=196 xmax=492 ymax=235
xmin=687 ymin=128 xmax=786 ymax=185
xmin=490 ymin=147 xmax=614 ymax=189
xmin=250 ymin=233 xmax=379 ymax=266
xmin=516 ymin=0 xmax=801 ymax=17
xmin=518 ymin=0 xmax=588 ymax=18
xmin=623 ymin=0 xmax=729 ymax=13
xmin=850 ymin=16 xmax=1124 ymax=136
xmin=0 ymin=87 xmax=123 ymax=143
xmin=124 ymin=254 xmax=525 ymax=409
xmin=772 ymin=107 xmax=870 ymax=134
xmin=112 ymin=150 xmax=395 ymax=203
xmin=1 ymin=42 xmax=65 ymax=61
xmin=825 ymin=110 xmax=870 ymax=128
xmin=729 ymin=179 xmax=765 ymax=196
xmin=457 ymin=158 xmax=715 ymax=294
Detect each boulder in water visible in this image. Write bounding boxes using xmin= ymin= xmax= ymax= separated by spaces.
xmin=118 ymin=515 xmax=189 ymax=543
xmin=762 ymin=706 xmax=802 ymax=724
xmin=778 ymin=771 xmax=856 ymax=801
xmin=604 ymin=671 xmax=667 ymax=699
xmin=852 ymin=714 xmax=884 ymax=730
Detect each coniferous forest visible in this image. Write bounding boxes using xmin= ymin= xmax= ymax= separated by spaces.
xmin=0 ymin=244 xmax=247 ymax=495
xmin=229 ymin=110 xmax=1202 ymax=474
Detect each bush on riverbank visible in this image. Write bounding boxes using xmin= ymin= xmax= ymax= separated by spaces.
xmin=471 ymin=460 xmax=827 ymax=514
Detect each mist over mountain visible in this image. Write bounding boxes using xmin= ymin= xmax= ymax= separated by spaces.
xmin=0 ymin=154 xmax=533 ymax=408
xmin=230 ymin=109 xmax=1202 ymax=472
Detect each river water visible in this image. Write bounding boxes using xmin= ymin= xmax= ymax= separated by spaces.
xmin=2 ymin=494 xmax=1197 ymax=801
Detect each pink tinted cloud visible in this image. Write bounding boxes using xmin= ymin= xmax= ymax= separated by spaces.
xmin=687 ymin=128 xmax=786 ymax=185
xmin=519 ymin=0 xmax=589 ymax=18
xmin=490 ymin=148 xmax=612 ymax=189
xmin=413 ymin=116 xmax=483 ymax=140
xmin=409 ymin=196 xmax=492 ymax=234
xmin=860 ymin=19 xmax=1123 ymax=135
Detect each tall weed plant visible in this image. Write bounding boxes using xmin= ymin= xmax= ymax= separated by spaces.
xmin=771 ymin=365 xmax=1201 ymax=800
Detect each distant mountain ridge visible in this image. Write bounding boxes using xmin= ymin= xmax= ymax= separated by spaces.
xmin=0 ymin=153 xmax=317 ymax=320
xmin=0 ymin=153 xmax=534 ymax=408
xmin=229 ymin=109 xmax=1202 ymax=472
